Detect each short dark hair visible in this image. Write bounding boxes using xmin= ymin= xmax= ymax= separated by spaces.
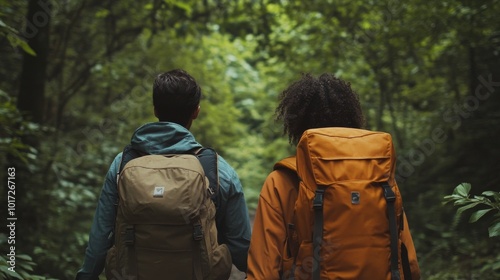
xmin=153 ymin=69 xmax=201 ymax=126
xmin=275 ymin=73 xmax=365 ymax=145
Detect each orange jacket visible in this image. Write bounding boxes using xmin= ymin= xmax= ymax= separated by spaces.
xmin=247 ymin=156 xmax=421 ymax=280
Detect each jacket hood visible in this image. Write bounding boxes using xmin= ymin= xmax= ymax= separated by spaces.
xmin=130 ymin=122 xmax=202 ymax=154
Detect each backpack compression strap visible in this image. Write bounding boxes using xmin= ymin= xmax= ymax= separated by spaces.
xmin=114 ymin=145 xmax=145 ymax=277
xmin=312 ymin=185 xmax=327 ymax=280
xmin=382 ymin=182 xmax=401 ymax=280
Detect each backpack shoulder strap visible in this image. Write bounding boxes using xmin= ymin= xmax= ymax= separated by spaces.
xmin=382 ymin=182 xmax=401 ymax=280
xmin=274 ymin=156 xmax=301 ymax=277
xmin=195 ymin=147 xmax=219 ymax=205
xmin=118 ymin=144 xmax=144 ymax=173
xmin=116 ymin=145 xmax=145 ymax=186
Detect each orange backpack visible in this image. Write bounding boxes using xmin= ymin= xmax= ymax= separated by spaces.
xmin=282 ymin=127 xmax=416 ymax=280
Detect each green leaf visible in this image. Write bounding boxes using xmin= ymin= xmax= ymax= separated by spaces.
xmin=6 ymin=34 xmax=36 ymax=56
xmin=0 ymin=266 xmax=23 ymax=279
xmin=454 ymin=183 xmax=471 ymax=197
xmin=456 ymin=202 xmax=480 ymax=216
xmin=453 ymin=198 xmax=470 ymax=206
xmin=482 ymin=191 xmax=500 ymax=203
xmin=482 ymin=191 xmax=498 ymax=196
xmin=488 ymin=221 xmax=500 ymax=237
xmin=443 ymin=194 xmax=461 ymax=200
xmin=0 ymin=19 xmax=18 ymax=34
xmin=469 ymin=208 xmax=493 ymax=223
xmin=15 ymin=254 xmax=33 ymax=261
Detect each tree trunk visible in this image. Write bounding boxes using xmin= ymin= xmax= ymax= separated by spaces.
xmin=13 ymin=0 xmax=51 ymax=253
xmin=17 ymin=0 xmax=51 ymax=124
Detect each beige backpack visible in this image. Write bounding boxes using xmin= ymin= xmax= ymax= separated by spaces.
xmin=105 ymin=146 xmax=232 ymax=280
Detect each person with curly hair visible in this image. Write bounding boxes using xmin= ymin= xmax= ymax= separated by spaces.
xmin=275 ymin=72 xmax=365 ymax=145
xmin=247 ymin=73 xmax=420 ymax=280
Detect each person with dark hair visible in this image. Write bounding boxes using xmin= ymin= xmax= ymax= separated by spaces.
xmin=76 ymin=69 xmax=251 ymax=279
xmin=275 ymin=73 xmax=365 ymax=145
xmin=247 ymin=73 xmax=420 ymax=279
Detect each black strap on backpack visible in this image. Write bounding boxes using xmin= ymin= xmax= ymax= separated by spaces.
xmin=382 ymin=182 xmax=401 ymax=280
xmin=195 ymin=147 xmax=219 ymax=206
xmin=312 ymin=185 xmax=327 ymax=280
xmin=118 ymin=145 xmax=144 ymax=173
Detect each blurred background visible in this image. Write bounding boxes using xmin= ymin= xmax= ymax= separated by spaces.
xmin=1 ymin=0 xmax=499 ymax=279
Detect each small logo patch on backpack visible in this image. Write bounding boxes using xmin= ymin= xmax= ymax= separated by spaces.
xmin=153 ymin=186 xmax=165 ymax=197
xmin=351 ymin=191 xmax=360 ymax=204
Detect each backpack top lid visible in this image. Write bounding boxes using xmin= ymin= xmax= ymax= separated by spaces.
xmin=118 ymin=154 xmax=209 ymax=224
xmin=296 ymin=127 xmax=395 ymax=189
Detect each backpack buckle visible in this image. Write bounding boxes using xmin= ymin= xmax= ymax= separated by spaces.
xmin=313 ymin=189 xmax=325 ymax=209
xmin=207 ymin=186 xmax=215 ymax=197
xmin=124 ymin=226 xmax=135 ymax=246
xmin=193 ymin=224 xmax=203 ymax=241
xmin=382 ymin=183 xmax=396 ymax=202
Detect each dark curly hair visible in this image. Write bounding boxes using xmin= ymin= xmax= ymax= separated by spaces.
xmin=275 ymin=73 xmax=365 ymax=145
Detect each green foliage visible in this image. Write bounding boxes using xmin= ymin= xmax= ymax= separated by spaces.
xmin=444 ymin=183 xmax=500 ymax=238
xmin=0 ymin=252 xmax=56 ymax=280
xmin=0 ymin=90 xmax=39 ymax=167
xmin=0 ymin=20 xmax=34 ymax=55
xmin=1 ymin=0 xmax=499 ymax=278
xmin=0 ymin=15 xmax=35 ymax=56
xmin=429 ymin=183 xmax=500 ymax=279
xmin=419 ymin=233 xmax=500 ymax=280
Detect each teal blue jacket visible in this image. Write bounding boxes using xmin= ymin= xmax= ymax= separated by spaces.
xmin=76 ymin=122 xmax=251 ymax=279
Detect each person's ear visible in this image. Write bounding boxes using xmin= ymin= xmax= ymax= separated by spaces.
xmin=192 ymin=105 xmax=200 ymax=120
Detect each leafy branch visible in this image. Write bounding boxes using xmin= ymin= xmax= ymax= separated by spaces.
xmin=443 ymin=183 xmax=500 ymax=237
xmin=0 ymin=253 xmax=56 ymax=280
xmin=0 ymin=18 xmax=36 ymax=56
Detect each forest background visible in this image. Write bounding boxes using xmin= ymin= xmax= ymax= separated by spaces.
xmin=1 ymin=0 xmax=499 ymax=279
